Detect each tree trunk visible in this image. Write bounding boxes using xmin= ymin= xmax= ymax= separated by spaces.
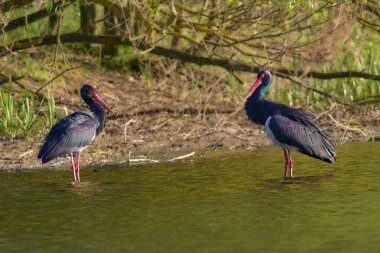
xmin=48 ymin=2 xmax=61 ymax=35
xmin=80 ymin=2 xmax=96 ymax=35
xmin=103 ymin=7 xmax=118 ymax=56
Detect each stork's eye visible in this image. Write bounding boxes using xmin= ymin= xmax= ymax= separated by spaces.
xmin=260 ymin=74 xmax=265 ymax=79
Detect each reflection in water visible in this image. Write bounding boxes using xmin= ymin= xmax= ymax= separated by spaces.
xmin=70 ymin=181 xmax=99 ymax=188
xmin=0 ymin=142 xmax=379 ymax=253
xmin=264 ymin=174 xmax=335 ymax=186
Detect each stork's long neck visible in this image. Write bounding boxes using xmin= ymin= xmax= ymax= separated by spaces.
xmin=244 ymin=87 xmax=286 ymax=126
xmin=89 ymin=101 xmax=107 ymax=135
xmin=244 ymin=94 xmax=272 ymax=125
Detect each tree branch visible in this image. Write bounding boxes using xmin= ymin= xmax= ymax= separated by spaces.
xmin=0 ymin=74 xmax=24 ymax=84
xmin=1 ymin=33 xmax=380 ymax=82
xmin=0 ymin=0 xmax=34 ymax=13
xmin=1 ymin=8 xmax=58 ymax=32
xmin=278 ymin=73 xmax=352 ymax=106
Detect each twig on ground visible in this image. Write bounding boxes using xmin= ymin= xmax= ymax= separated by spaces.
xmin=129 ymin=158 xmax=160 ymax=163
xmin=207 ymin=137 xmax=225 ymax=150
xmin=167 ymin=151 xmax=195 ymax=162
xmin=128 ymin=150 xmax=159 ymax=164
xmin=124 ymin=119 xmax=136 ymax=141
xmin=189 ymin=129 xmax=249 ymax=142
xmin=36 ymin=65 xmax=83 ymax=92
xmin=127 ymin=150 xmax=196 ymax=164
xmin=114 ymin=107 xmax=236 ymax=119
xmin=315 ymin=103 xmax=337 ymax=120
xmin=150 ymin=117 xmax=171 ymax=130
xmin=0 ymin=74 xmax=24 ymax=84
xmin=327 ymin=114 xmax=368 ymax=139
xmin=19 ymin=150 xmax=33 ymax=158
xmin=202 ymin=137 xmax=225 ymax=155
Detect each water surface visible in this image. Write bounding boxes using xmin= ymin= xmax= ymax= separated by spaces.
xmin=1 ymin=142 xmax=380 ymax=253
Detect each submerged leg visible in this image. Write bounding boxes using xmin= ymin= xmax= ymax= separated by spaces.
xmin=283 ymin=149 xmax=289 ymax=178
xmin=75 ymin=151 xmax=81 ymax=182
xmin=70 ymin=153 xmax=78 ymax=182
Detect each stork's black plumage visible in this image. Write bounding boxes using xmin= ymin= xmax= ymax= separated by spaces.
xmin=244 ymin=70 xmax=336 ymax=178
xmin=38 ymin=85 xmax=115 ymax=182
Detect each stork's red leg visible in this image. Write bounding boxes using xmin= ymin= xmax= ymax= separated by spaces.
xmin=75 ymin=151 xmax=81 ymax=182
xmin=288 ymin=150 xmax=294 ymax=178
xmin=70 ymin=153 xmax=77 ymax=182
xmin=283 ymin=149 xmax=289 ymax=178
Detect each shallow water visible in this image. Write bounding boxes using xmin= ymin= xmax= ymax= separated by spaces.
xmin=1 ymin=142 xmax=380 ymax=253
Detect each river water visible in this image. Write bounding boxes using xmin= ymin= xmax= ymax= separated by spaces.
xmin=1 ymin=142 xmax=379 ymax=253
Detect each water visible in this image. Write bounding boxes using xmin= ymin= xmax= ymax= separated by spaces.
xmin=0 ymin=142 xmax=379 ymax=253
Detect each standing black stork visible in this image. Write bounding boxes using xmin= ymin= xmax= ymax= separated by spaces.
xmin=244 ymin=70 xmax=336 ymax=178
xmin=38 ymin=85 xmax=115 ymax=183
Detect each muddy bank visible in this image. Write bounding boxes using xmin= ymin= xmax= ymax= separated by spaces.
xmin=0 ymin=67 xmax=378 ymax=170
xmin=0 ymin=111 xmax=273 ymax=170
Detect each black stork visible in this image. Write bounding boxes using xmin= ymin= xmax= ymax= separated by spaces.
xmin=244 ymin=70 xmax=336 ymax=178
xmin=38 ymin=84 xmax=115 ymax=183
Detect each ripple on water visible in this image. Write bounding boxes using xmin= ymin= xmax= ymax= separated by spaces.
xmin=0 ymin=142 xmax=379 ymax=253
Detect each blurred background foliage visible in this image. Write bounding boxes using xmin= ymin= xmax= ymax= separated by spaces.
xmin=0 ymin=0 xmax=379 ymax=140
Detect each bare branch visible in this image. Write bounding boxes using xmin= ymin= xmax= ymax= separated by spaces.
xmin=1 ymin=33 xmax=380 ymax=82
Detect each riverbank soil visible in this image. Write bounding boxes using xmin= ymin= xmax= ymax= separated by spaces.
xmin=0 ymin=62 xmax=378 ymax=170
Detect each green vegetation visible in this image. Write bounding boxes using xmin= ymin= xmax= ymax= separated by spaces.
xmin=268 ymin=32 xmax=380 ymax=109
xmin=0 ymin=0 xmax=379 ymax=140
xmin=0 ymin=83 xmax=59 ymax=140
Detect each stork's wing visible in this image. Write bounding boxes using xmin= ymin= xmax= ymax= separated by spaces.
xmin=267 ymin=109 xmax=336 ymax=163
xmin=38 ymin=112 xmax=96 ymax=163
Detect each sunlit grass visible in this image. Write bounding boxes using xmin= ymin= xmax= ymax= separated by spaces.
xmin=0 ymin=83 xmax=60 ymax=140
xmin=0 ymin=83 xmax=37 ymax=139
xmin=265 ymin=28 xmax=380 ymax=109
xmin=0 ymin=3 xmax=378 ymax=144
xmin=45 ymin=90 xmax=57 ymax=130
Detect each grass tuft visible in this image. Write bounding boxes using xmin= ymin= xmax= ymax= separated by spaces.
xmin=0 ymin=82 xmax=60 ymax=140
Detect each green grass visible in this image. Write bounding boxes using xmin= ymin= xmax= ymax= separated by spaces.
xmin=265 ymin=26 xmax=380 ymax=109
xmin=0 ymin=83 xmax=60 ymax=140
xmin=2 ymin=4 xmax=80 ymax=41
xmin=0 ymin=3 xmax=378 ymax=143
xmin=101 ymin=46 xmax=140 ymax=71
xmin=0 ymin=83 xmax=37 ymax=139
xmin=45 ymin=90 xmax=58 ymax=130
xmin=140 ymin=60 xmax=156 ymax=90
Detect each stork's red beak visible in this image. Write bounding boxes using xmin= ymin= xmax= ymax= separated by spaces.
xmin=244 ymin=75 xmax=264 ymax=101
xmin=93 ymin=92 xmax=116 ymax=116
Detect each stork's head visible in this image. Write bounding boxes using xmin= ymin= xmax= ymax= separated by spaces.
xmin=244 ymin=70 xmax=273 ymax=101
xmin=81 ymin=84 xmax=115 ymax=115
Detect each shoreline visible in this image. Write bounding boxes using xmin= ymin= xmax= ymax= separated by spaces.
xmin=0 ymin=137 xmax=377 ymax=172
xmin=0 ymin=68 xmax=378 ymax=171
